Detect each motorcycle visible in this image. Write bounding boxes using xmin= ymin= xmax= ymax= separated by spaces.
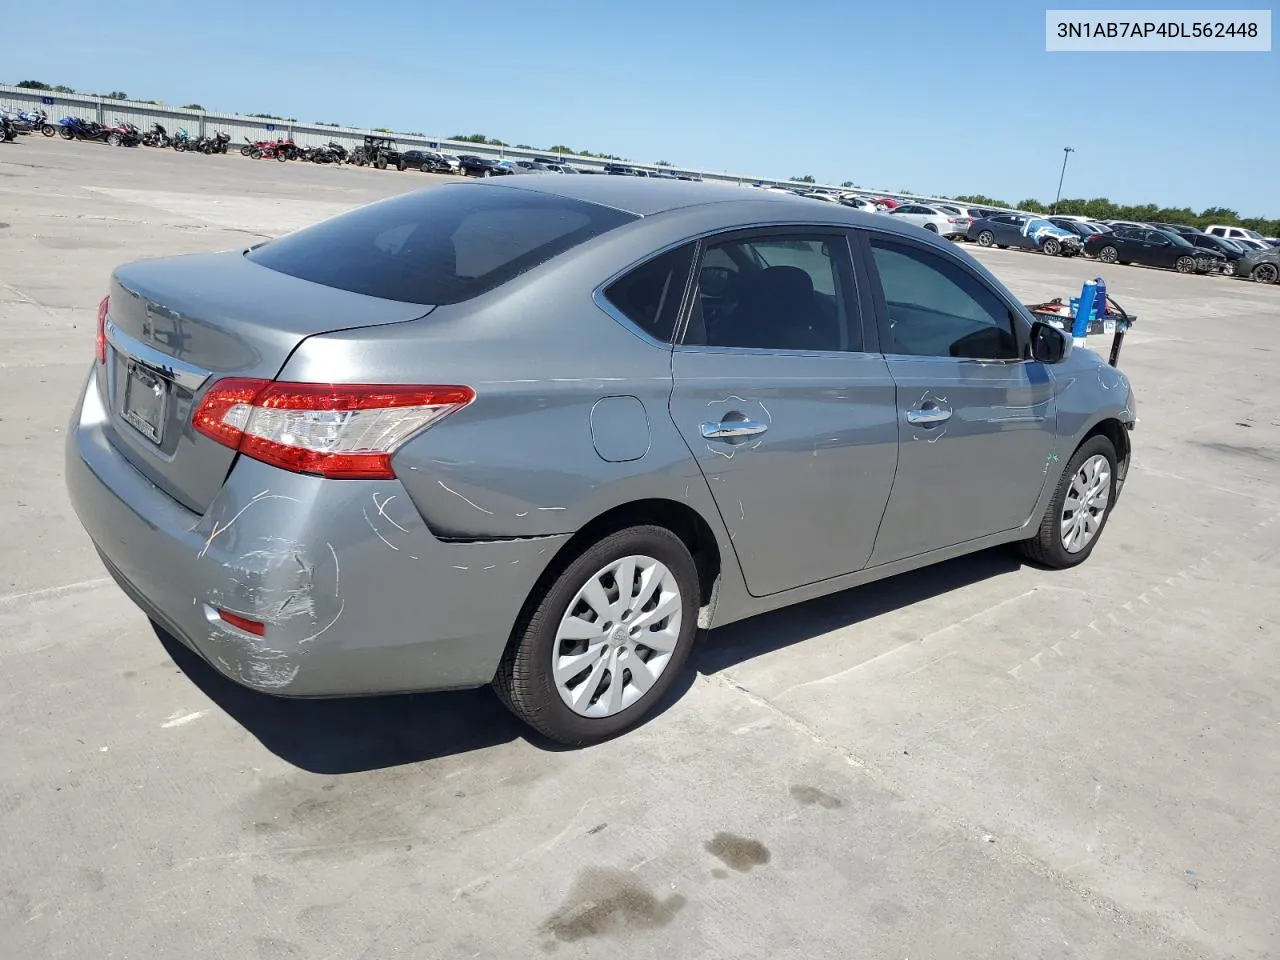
xmin=242 ymin=137 xmax=293 ymax=161
xmin=3 ymin=107 xmax=47 ymax=135
xmin=50 ymin=116 xmax=110 ymax=142
xmin=171 ymin=128 xmax=197 ymax=151
xmin=198 ymin=132 xmax=231 ymax=154
xmin=1 ymin=115 xmax=15 ymax=143
xmin=106 ymin=122 xmax=141 ymax=147
xmin=141 ymin=123 xmax=170 ymax=147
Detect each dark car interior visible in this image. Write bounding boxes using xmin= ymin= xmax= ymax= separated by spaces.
xmin=688 ymin=239 xmax=846 ymax=352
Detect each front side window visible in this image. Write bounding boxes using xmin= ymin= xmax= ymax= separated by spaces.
xmin=686 ymin=234 xmax=859 ymax=352
xmin=602 ymin=244 xmax=695 ymax=343
xmin=869 ymin=238 xmax=1019 ymax=361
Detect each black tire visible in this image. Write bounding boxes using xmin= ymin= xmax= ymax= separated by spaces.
xmin=396 ymin=160 xmax=406 ymax=171
xmin=977 ymin=230 xmax=995 ymax=247
xmin=1174 ymin=255 xmax=1196 ymax=274
xmin=924 ymin=223 xmax=938 ymax=233
xmin=495 ymin=525 xmax=700 ymax=745
xmin=1019 ymin=435 xmax=1118 ymax=569
xmin=1042 ymin=238 xmax=1061 ymax=256
xmin=59 ymin=126 xmax=73 ymax=140
xmin=240 ymin=144 xmax=251 ymax=156
xmin=1252 ymin=262 xmax=1279 ymax=284
xmin=41 ymin=124 xmax=56 ymax=137
xmin=1097 ymin=245 xmax=1119 ymax=264
xmin=375 ymin=156 xmax=387 ymax=170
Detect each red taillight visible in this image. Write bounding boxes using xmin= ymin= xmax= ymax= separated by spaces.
xmin=96 ymin=296 xmax=109 ymax=364
xmin=192 ymin=379 xmax=474 ymax=480
xmin=217 ymin=609 xmax=265 ymax=636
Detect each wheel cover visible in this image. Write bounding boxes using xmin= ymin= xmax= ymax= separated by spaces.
xmin=552 ymin=554 xmax=682 ymax=718
xmin=978 ymin=231 xmax=993 ymax=246
xmin=1061 ymin=454 xmax=1111 ymax=554
xmin=1100 ymin=247 xmax=1117 ymax=263
xmin=1176 ymin=257 xmax=1193 ymax=273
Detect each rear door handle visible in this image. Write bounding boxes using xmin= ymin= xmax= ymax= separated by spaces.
xmin=701 ymin=419 xmax=768 ymax=440
xmin=906 ymin=407 xmax=953 ymax=425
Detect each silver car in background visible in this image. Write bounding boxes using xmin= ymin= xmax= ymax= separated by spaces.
xmin=66 ymin=178 xmax=1136 ymax=744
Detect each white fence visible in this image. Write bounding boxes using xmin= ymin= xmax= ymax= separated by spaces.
xmin=2 ymin=83 xmax=941 ymax=198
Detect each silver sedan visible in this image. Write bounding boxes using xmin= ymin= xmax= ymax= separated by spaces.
xmin=66 ymin=177 xmax=1136 ymax=744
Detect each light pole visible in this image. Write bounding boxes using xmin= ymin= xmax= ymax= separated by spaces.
xmin=1052 ymin=147 xmax=1075 ymax=214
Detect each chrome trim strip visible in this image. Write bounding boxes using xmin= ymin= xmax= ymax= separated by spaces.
xmin=105 ymin=319 xmax=210 ymax=391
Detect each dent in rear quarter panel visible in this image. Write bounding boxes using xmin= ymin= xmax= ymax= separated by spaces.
xmin=277 ymin=263 xmax=728 ymax=545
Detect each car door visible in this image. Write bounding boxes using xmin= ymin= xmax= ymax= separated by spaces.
xmin=1138 ymin=229 xmax=1176 ymax=267
xmin=668 ymin=228 xmax=899 ymax=597
xmin=895 ymin=205 xmax=927 ymax=229
xmin=993 ymin=215 xmax=1025 ymax=247
xmin=859 ymin=232 xmax=1056 ymax=564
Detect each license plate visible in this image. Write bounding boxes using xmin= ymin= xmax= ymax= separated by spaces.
xmin=122 ymin=362 xmax=169 ymax=444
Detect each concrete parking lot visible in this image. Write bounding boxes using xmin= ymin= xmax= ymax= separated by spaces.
xmin=2 ymin=137 xmax=1278 ymax=960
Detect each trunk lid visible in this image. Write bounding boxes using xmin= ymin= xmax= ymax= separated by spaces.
xmin=101 ymin=250 xmax=430 ymax=513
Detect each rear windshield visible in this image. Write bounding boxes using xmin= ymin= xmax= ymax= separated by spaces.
xmin=246 ymin=186 xmax=635 ymax=304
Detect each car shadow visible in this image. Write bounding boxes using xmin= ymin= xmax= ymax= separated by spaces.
xmin=156 ymin=547 xmax=1021 ymax=774
xmin=694 ymin=547 xmax=1023 ymax=676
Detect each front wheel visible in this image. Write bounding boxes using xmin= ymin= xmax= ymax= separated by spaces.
xmin=1174 ymin=255 xmax=1196 ymax=274
xmin=1020 ymin=435 xmax=1118 ymax=569
xmin=41 ymin=124 xmax=56 ymax=137
xmin=976 ymin=230 xmax=995 ymax=247
xmin=1042 ymin=238 xmax=1061 ymax=256
xmin=1253 ymin=262 xmax=1279 ymax=284
xmin=240 ymin=145 xmax=251 ymax=156
xmin=107 ymin=132 xmax=122 ymax=146
xmin=375 ymin=156 xmax=387 ymax=170
xmin=59 ymin=126 xmax=74 ymax=140
xmin=397 ymin=160 xmax=406 ymax=171
xmin=495 ymin=525 xmax=699 ymax=745
xmin=1097 ymin=245 xmax=1119 ymax=264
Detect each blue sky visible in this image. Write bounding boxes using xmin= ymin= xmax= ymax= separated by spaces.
xmin=5 ymin=0 xmax=1277 ymax=215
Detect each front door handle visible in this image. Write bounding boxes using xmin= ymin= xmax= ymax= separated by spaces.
xmin=906 ymin=406 xmax=953 ymax=425
xmin=701 ymin=419 xmax=768 ymax=440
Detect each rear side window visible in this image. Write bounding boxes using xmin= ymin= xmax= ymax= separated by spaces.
xmin=246 ymin=187 xmax=635 ymax=304
xmin=603 ymin=244 xmax=695 ymax=343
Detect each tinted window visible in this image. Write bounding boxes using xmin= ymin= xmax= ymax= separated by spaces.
xmin=687 ymin=234 xmax=859 ymax=352
xmin=869 ymin=239 xmax=1018 ymax=360
xmin=603 ymin=244 xmax=695 ymax=343
xmin=247 ymin=187 xmax=635 ymax=304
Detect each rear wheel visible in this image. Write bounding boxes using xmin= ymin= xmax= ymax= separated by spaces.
xmin=1252 ymin=262 xmax=1279 ymax=284
xmin=397 ymin=160 xmax=406 ymax=171
xmin=495 ymin=526 xmax=699 ymax=745
xmin=1175 ymin=255 xmax=1196 ymax=274
xmin=977 ymin=230 xmax=995 ymax=247
xmin=924 ymin=223 xmax=938 ymax=233
xmin=1097 ymin=245 xmax=1119 ymax=264
xmin=59 ymin=126 xmax=73 ymax=140
xmin=41 ymin=124 xmax=56 ymax=137
xmin=1020 ymin=435 xmax=1117 ymax=569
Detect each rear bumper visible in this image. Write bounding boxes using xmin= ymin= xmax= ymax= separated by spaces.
xmin=65 ymin=366 xmax=567 ymax=697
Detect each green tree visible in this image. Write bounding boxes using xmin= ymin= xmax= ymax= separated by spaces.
xmin=53 ymin=85 xmax=76 ymax=93
xmin=103 ymin=91 xmax=129 ymax=100
xmin=1018 ymin=198 xmax=1047 ymax=213
xmin=373 ymin=127 xmax=393 ymax=133
xmin=182 ymin=104 xmax=205 ymax=111
xmin=16 ymin=80 xmax=52 ymax=90
xmin=840 ymin=181 xmax=854 ymax=188
xmin=515 ymin=143 xmax=533 ymax=149
xmin=655 ymin=160 xmax=673 ymax=167
xmin=791 ymin=174 xmax=816 ymax=183
xmin=547 ymin=144 xmax=574 ymax=154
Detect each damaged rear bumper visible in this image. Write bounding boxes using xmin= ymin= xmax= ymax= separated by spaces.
xmin=65 ymin=367 xmax=567 ymax=697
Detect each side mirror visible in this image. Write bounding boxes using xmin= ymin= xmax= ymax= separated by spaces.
xmin=1029 ymin=321 xmax=1071 ymax=363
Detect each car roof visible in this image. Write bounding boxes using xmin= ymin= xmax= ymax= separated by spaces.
xmin=433 ymin=179 xmax=943 ymax=242
xmin=474 ymin=174 xmax=832 ymax=217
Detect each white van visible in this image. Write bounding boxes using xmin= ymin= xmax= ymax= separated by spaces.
xmin=1205 ymin=224 xmax=1265 ymax=242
